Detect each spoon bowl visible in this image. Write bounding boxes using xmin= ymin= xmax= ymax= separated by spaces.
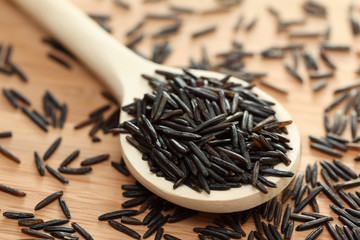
xmin=14 ymin=0 xmax=301 ymax=213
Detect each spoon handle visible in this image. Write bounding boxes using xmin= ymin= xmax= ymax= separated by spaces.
xmin=14 ymin=0 xmax=152 ymax=101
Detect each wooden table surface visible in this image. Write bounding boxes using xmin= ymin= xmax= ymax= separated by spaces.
xmin=1 ymin=0 xmax=360 ymax=239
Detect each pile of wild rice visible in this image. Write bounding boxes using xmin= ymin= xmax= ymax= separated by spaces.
xmin=117 ymin=69 xmax=294 ymax=194
xmin=2 ymin=0 xmax=360 ymax=239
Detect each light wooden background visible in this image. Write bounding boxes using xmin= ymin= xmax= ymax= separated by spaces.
xmin=1 ymin=0 xmax=360 ymax=239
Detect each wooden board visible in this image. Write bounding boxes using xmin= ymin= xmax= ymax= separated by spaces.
xmin=0 ymin=0 xmax=359 ymax=239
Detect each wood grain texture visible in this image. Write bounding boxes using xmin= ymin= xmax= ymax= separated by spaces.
xmin=0 ymin=0 xmax=359 ymax=239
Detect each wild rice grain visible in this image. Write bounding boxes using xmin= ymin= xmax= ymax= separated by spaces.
xmin=333 ymin=159 xmax=358 ymax=179
xmin=305 ymin=226 xmax=323 ymax=240
xmin=312 ymin=80 xmax=327 ymax=92
xmin=274 ymin=201 xmax=282 ymax=228
xmin=284 ymin=220 xmax=294 ymax=240
xmin=292 ymin=173 xmax=304 ymax=199
xmin=74 ymin=116 xmax=101 ymax=130
xmin=34 ymin=151 xmax=45 ymax=176
xmin=50 ymin=232 xmax=79 ymax=239
xmin=21 ymin=228 xmax=54 ymax=239
xmin=59 ymin=104 xmax=67 ymax=128
xmin=0 ymin=145 xmax=21 ymax=163
xmin=43 ymin=137 xmax=62 ymax=161
xmin=98 ymin=210 xmax=139 ymax=221
xmin=81 ymin=154 xmax=110 ymax=166
xmin=267 ymin=197 xmax=277 ymax=221
xmin=290 ymin=213 xmax=316 ymax=222
xmin=318 ymin=181 xmax=344 ymax=208
xmin=30 ymin=219 xmax=69 ymax=230
xmin=10 ymin=89 xmax=31 ymax=105
xmin=35 ymin=190 xmax=63 ymax=210
xmin=143 ymin=215 xmax=170 ymax=238
xmin=3 ymin=212 xmax=34 ymax=219
xmin=0 ymin=184 xmax=26 ymax=197
xmin=343 ymin=225 xmax=355 ymax=240
xmin=325 ymin=222 xmax=341 ymax=240
xmin=48 ymin=53 xmax=72 ymax=69
xmin=164 ymin=234 xmax=181 ymax=240
xmin=58 ymin=197 xmax=71 ymax=219
xmin=44 ymin=226 xmax=75 ymax=233
xmin=60 ymin=150 xmax=80 ymax=168
xmin=334 ymin=179 xmax=360 ymax=189
xmin=281 ymin=204 xmax=291 ymax=233
xmin=58 ymin=166 xmax=92 ymax=174
xmin=45 ymin=165 xmax=69 ymax=184
xmin=18 ymin=218 xmax=44 ymax=226
xmin=192 ymin=25 xmax=217 ymax=38
xmin=71 ymin=222 xmax=94 ymax=240
xmin=295 ymin=216 xmax=333 ymax=231
xmin=21 ymin=106 xmax=48 ymax=132
xmin=310 ymin=143 xmax=343 ymax=157
xmin=0 ymin=131 xmax=12 ymax=138
xmin=108 ymin=220 xmax=141 ymax=239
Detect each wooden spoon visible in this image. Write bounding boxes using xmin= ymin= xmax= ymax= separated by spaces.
xmin=14 ymin=0 xmax=301 ymax=213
